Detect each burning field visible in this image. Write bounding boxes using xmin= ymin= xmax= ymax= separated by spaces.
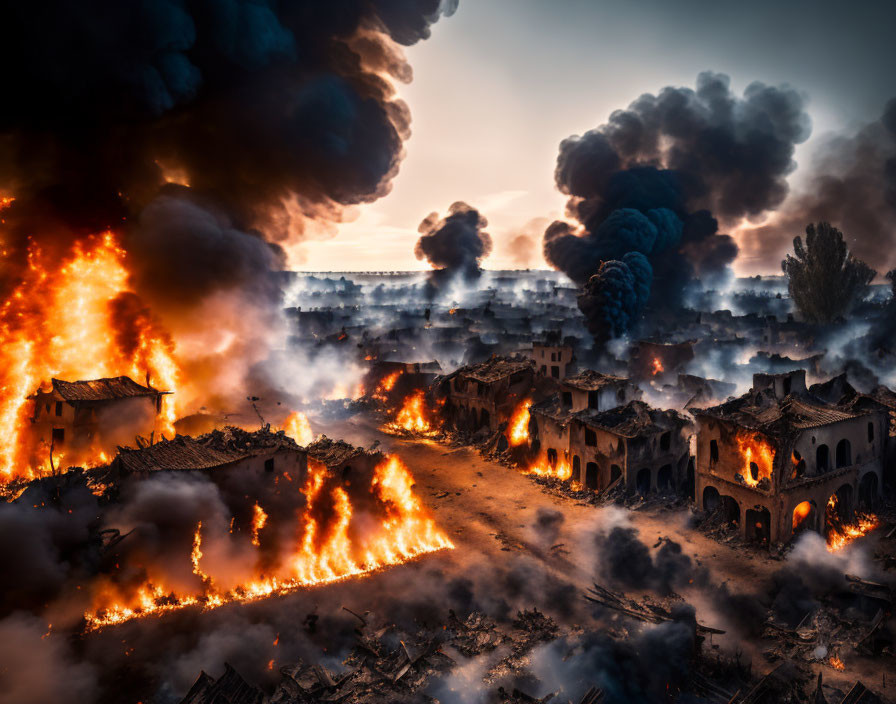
xmin=83 ymin=453 xmax=453 ymax=631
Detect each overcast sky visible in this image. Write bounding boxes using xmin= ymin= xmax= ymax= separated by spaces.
xmin=296 ymin=0 xmax=896 ymax=273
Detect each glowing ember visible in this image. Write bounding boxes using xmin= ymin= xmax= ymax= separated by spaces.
xmin=825 ymin=494 xmax=879 ymax=552
xmin=383 ymin=390 xmax=439 ymax=436
xmin=650 ymin=357 xmax=664 ymax=376
xmin=282 ymin=411 xmax=313 ymax=445
xmin=251 ymin=503 xmax=268 ymax=547
xmin=0 ymin=232 xmax=180 ymax=480
xmin=829 ymin=655 xmax=845 ymax=670
xmin=792 ymin=500 xmax=813 ymax=532
xmin=735 ymin=431 xmax=775 ymax=487
xmin=371 ymin=371 xmax=402 ymax=402
xmin=82 ymin=455 xmax=452 ymax=630
xmin=507 ymin=400 xmax=531 ymax=447
xmin=527 ymin=453 xmax=571 ymax=481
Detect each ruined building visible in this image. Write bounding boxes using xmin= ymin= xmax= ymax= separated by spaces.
xmin=28 ymin=376 xmax=169 ymax=463
xmin=436 ymin=355 xmax=543 ymax=434
xmin=530 ymin=371 xmax=692 ymax=494
xmin=692 ymin=370 xmax=887 ymax=545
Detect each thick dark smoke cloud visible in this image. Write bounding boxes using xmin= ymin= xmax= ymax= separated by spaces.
xmin=0 ymin=0 xmax=456 ymax=300
xmin=545 ymin=72 xmax=810 ymax=341
xmin=595 ymin=525 xmax=696 ymax=596
xmin=415 ymin=201 xmax=493 ymax=285
xmin=740 ymin=97 xmax=896 ymax=274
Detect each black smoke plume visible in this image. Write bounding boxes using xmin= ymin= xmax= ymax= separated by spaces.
xmin=415 ymin=202 xmax=493 ymax=295
xmin=740 ymin=97 xmax=896 ymax=274
xmin=544 ymin=72 xmax=811 ymax=342
xmin=0 ymin=0 xmax=455 ymax=409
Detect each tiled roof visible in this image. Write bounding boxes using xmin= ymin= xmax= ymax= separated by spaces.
xmin=562 ymin=370 xmax=629 ymax=391
xmin=306 ymin=436 xmax=373 ymax=467
xmin=117 ymin=436 xmax=246 ymax=473
xmin=47 ymin=376 xmax=164 ymax=402
xmin=574 ymin=401 xmax=690 ymax=438
xmin=460 ymin=356 xmax=533 ymax=383
xmin=692 ymin=388 xmax=868 ymax=435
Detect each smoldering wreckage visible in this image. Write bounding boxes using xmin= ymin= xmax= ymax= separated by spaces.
xmin=2 ymin=2 xmax=896 ymax=704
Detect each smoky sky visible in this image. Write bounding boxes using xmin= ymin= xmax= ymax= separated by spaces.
xmin=0 ymin=0 xmax=456 ymax=303
xmin=741 ymin=98 xmax=896 ymax=274
xmin=415 ymin=201 xmax=493 ymax=282
xmin=546 ymin=72 xmax=809 ymax=341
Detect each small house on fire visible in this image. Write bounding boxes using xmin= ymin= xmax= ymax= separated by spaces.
xmin=29 ymin=376 xmax=169 ymax=463
xmin=691 ymin=370 xmax=887 ymax=545
xmin=435 ymin=355 xmax=544 ymax=434
xmin=529 ymin=371 xmax=692 ymax=495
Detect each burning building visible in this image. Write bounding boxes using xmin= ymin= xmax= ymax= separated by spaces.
xmin=436 ymin=355 xmax=543 ymax=434
xmin=28 ymin=376 xmax=170 ymax=471
xmin=630 ymin=340 xmax=696 ymax=382
xmin=529 ymin=371 xmax=691 ymax=494
xmin=692 ymin=370 xmax=887 ymax=545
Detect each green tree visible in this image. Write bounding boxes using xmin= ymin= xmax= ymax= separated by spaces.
xmin=782 ymin=222 xmax=875 ymax=324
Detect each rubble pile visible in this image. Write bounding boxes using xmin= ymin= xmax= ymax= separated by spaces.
xmin=181 ymin=608 xmax=565 ymax=704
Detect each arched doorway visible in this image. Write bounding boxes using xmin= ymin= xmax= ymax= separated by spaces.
xmin=546 ymin=448 xmax=558 ymax=469
xmin=585 ymin=462 xmax=598 ymax=490
xmin=636 ymin=468 xmax=651 ymax=496
xmin=610 ymin=464 xmax=622 ymax=485
xmin=720 ymin=495 xmax=740 ymax=525
xmin=703 ymin=485 xmax=720 ymax=512
xmin=825 ymin=483 xmax=854 ymax=537
xmin=792 ymin=500 xmax=817 ymax=535
xmin=657 ymin=464 xmax=673 ymax=493
xmin=571 ymin=456 xmax=581 ymax=484
xmin=836 ymin=439 xmax=852 ymax=468
xmin=858 ymin=472 xmax=879 ymax=510
xmin=816 ymin=444 xmax=830 ymax=473
xmin=480 ymin=409 xmax=490 ymax=430
xmin=746 ymin=506 xmax=771 ymax=544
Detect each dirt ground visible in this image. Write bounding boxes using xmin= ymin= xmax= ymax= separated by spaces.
xmin=318 ymin=411 xmax=895 ymax=700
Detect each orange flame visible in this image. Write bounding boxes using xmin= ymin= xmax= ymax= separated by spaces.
xmin=0 ymin=232 xmax=180 ymax=480
xmin=792 ymin=500 xmax=813 ymax=532
xmin=650 ymin=357 xmax=664 ymax=375
xmin=251 ymin=503 xmax=268 ymax=547
xmin=507 ymin=400 xmax=531 ymax=447
xmin=282 ymin=411 xmax=313 ymax=445
xmin=527 ymin=453 xmax=571 ymax=481
xmin=825 ymin=494 xmax=879 ymax=552
xmin=383 ymin=390 xmax=439 ymax=436
xmin=735 ymin=431 xmax=775 ymax=488
xmin=371 ymin=371 xmax=401 ymax=402
xmin=82 ymin=455 xmax=452 ymax=630
xmin=829 ymin=655 xmax=845 ymax=670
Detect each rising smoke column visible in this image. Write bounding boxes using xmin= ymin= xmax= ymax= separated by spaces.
xmin=543 ymin=72 xmax=811 ymax=342
xmin=0 ymin=0 xmax=456 ymax=409
xmin=415 ymin=201 xmax=493 ymax=294
xmin=739 ymin=97 xmax=896 ymax=274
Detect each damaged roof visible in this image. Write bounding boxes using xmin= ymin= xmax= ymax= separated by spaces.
xmin=562 ymin=369 xmax=630 ymax=391
xmin=574 ymin=400 xmax=690 ymax=438
xmin=306 ymin=435 xmax=379 ymax=467
xmin=692 ymin=385 xmax=871 ymax=436
xmin=116 ymin=426 xmax=302 ymax=473
xmin=116 ymin=436 xmax=247 ymax=473
xmin=36 ymin=376 xmax=166 ymax=402
xmin=456 ymin=355 xmax=534 ymax=383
